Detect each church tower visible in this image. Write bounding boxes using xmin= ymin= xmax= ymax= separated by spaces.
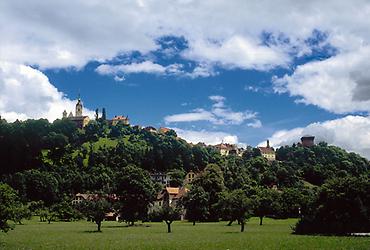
xmin=75 ymin=96 xmax=83 ymax=117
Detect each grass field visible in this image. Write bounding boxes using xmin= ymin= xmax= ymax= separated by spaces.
xmin=0 ymin=217 xmax=369 ymax=250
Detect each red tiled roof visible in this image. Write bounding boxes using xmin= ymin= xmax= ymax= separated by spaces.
xmin=258 ymin=147 xmax=275 ymax=154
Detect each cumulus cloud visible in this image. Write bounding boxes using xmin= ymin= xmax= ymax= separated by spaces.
xmin=96 ymin=61 xmax=168 ymax=75
xmin=164 ymin=95 xmax=261 ymax=127
xmin=273 ymin=46 xmax=370 ymax=114
xmin=182 ymin=36 xmax=289 ymax=71
xmin=0 ymin=61 xmax=94 ymax=122
xmin=173 ymin=127 xmax=239 ymax=145
xmin=263 ymin=115 xmax=370 ymax=159
xmin=3 ymin=0 xmax=370 ymax=71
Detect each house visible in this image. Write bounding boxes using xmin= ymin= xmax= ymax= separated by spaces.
xmin=150 ymin=172 xmax=171 ymax=186
xmin=111 ymin=115 xmax=130 ymax=126
xmin=214 ymin=143 xmax=243 ymax=156
xmin=183 ymin=170 xmax=199 ymax=185
xmin=159 ymin=127 xmax=171 ymax=134
xmin=144 ymin=126 xmax=158 ymax=133
xmin=153 ymin=186 xmax=188 ymax=209
xmin=258 ymin=140 xmax=276 ymax=161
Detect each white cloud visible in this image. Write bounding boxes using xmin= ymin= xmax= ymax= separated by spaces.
xmin=273 ymin=46 xmax=370 ymax=114
xmin=182 ymin=35 xmax=289 ymax=71
xmin=173 ymin=127 xmax=239 ymax=145
xmin=0 ymin=61 xmax=94 ymax=122
xmin=164 ymin=95 xmax=261 ymax=127
xmin=96 ymin=61 xmax=168 ymax=75
xmin=264 ymin=115 xmax=370 ymax=159
xmin=2 ymin=1 xmax=370 ymax=122
xmin=164 ymin=109 xmax=216 ymax=123
xmin=3 ymin=0 xmax=370 ymax=71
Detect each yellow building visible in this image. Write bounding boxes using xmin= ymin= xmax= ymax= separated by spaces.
xmin=258 ymin=140 xmax=276 ymax=161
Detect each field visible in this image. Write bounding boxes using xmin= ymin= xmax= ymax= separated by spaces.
xmin=0 ymin=217 xmax=369 ymax=250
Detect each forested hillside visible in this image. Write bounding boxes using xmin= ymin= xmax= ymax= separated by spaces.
xmin=1 ymin=117 xmax=369 ymax=234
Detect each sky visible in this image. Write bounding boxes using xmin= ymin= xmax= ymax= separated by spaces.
xmin=0 ymin=0 xmax=370 ymax=159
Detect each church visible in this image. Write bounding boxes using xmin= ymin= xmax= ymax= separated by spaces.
xmin=62 ymin=97 xmax=90 ymax=128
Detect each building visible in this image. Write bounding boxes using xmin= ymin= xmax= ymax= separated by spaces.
xmin=150 ymin=172 xmax=171 ymax=186
xmin=159 ymin=127 xmax=171 ymax=134
xmin=144 ymin=126 xmax=158 ymax=133
xmin=183 ymin=170 xmax=200 ymax=185
xmin=153 ymin=186 xmax=188 ymax=208
xmin=258 ymin=140 xmax=276 ymax=161
xmin=301 ymin=135 xmax=315 ymax=147
xmin=63 ymin=97 xmax=90 ymax=128
xmin=214 ymin=143 xmax=244 ymax=156
xmin=111 ymin=115 xmax=130 ymax=126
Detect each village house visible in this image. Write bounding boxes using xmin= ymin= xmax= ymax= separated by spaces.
xmin=214 ymin=143 xmax=244 ymax=156
xmin=183 ymin=170 xmax=199 ymax=185
xmin=258 ymin=140 xmax=276 ymax=161
xmin=110 ymin=115 xmax=130 ymax=126
xmin=150 ymin=172 xmax=171 ymax=186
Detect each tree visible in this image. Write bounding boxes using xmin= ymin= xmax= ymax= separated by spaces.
xmin=11 ymin=203 xmax=31 ymax=225
xmin=102 ymin=108 xmax=106 ymax=121
xmin=158 ymin=205 xmax=181 ymax=233
xmin=218 ymin=189 xmax=253 ymax=232
xmin=254 ymin=188 xmax=280 ymax=225
xmin=115 ymin=165 xmax=156 ymax=225
xmin=294 ymin=176 xmax=370 ymax=235
xmin=0 ymin=183 xmax=20 ymax=232
xmin=167 ymin=169 xmax=185 ymax=187
xmin=78 ymin=197 xmax=112 ymax=232
xmin=192 ymin=164 xmax=225 ymax=221
xmin=182 ymin=186 xmax=209 ymax=225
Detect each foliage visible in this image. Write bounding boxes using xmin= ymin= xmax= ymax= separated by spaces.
xmin=115 ymin=165 xmax=156 ymax=225
xmin=294 ymin=176 xmax=370 ymax=235
xmin=0 ymin=183 xmax=20 ymax=232
xmin=218 ymin=189 xmax=254 ymax=232
xmin=77 ymin=196 xmax=112 ymax=232
xmin=158 ymin=205 xmax=182 ymax=233
xmin=182 ymin=186 xmax=209 ymax=225
xmin=191 ymin=164 xmax=225 ymax=221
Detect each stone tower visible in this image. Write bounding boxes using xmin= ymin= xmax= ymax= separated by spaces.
xmin=62 ymin=110 xmax=67 ymax=118
xmin=75 ymin=97 xmax=83 ymax=117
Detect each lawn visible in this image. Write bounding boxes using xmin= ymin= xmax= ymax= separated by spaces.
xmin=0 ymin=217 xmax=369 ymax=250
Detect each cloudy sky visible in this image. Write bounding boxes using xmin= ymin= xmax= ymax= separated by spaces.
xmin=1 ymin=0 xmax=370 ymax=158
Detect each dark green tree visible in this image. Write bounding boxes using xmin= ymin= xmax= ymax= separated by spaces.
xmin=78 ymin=196 xmax=112 ymax=232
xmin=218 ymin=189 xmax=253 ymax=232
xmin=182 ymin=186 xmax=209 ymax=225
xmin=158 ymin=205 xmax=181 ymax=233
xmin=0 ymin=183 xmax=20 ymax=232
xmin=115 ymin=165 xmax=156 ymax=225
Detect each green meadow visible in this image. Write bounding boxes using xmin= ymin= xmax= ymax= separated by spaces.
xmin=1 ymin=217 xmax=368 ymax=250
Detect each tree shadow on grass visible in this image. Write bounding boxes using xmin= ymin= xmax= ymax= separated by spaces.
xmin=82 ymin=230 xmax=103 ymax=233
xmin=224 ymin=231 xmax=243 ymax=234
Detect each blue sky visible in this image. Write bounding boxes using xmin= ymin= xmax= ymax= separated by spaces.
xmin=1 ymin=1 xmax=369 ymax=158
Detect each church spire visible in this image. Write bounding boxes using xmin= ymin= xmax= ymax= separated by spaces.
xmin=75 ymin=95 xmax=83 ymax=117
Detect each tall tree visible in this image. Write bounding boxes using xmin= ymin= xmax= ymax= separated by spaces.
xmin=182 ymin=186 xmax=209 ymax=225
xmin=115 ymin=165 xmax=156 ymax=225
